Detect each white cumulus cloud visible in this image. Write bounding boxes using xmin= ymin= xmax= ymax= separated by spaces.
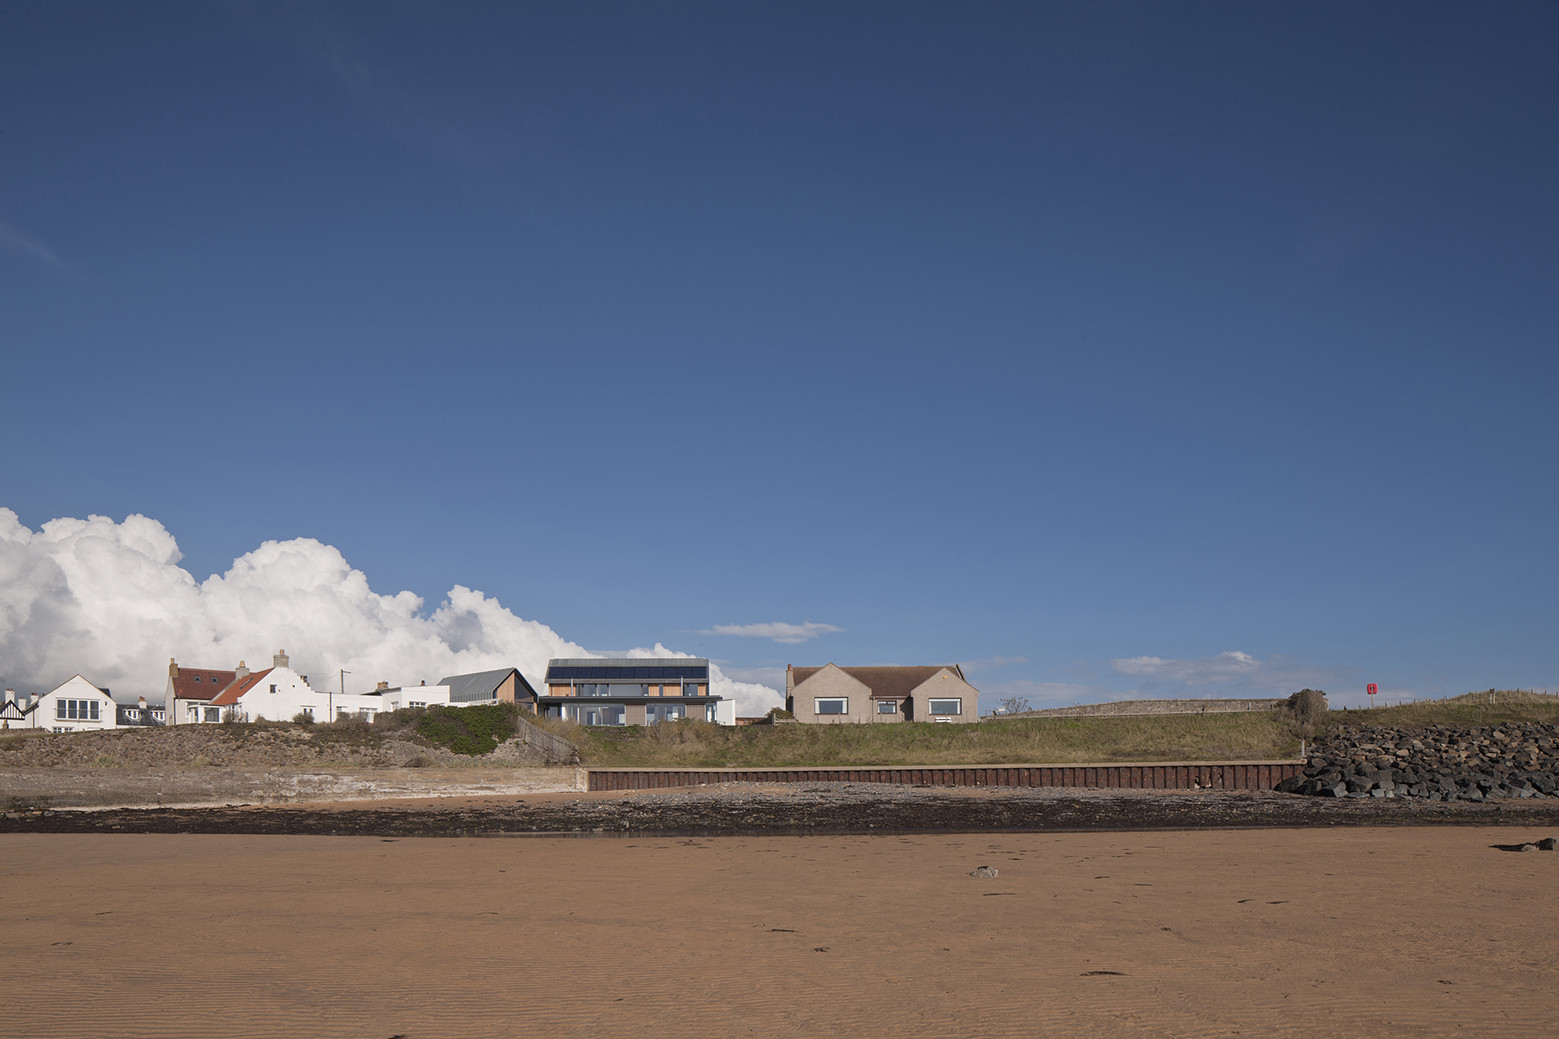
xmin=701 ymin=621 xmax=844 ymax=644
xmin=1105 ymin=650 xmax=1356 ymax=701
xmin=1110 ymin=650 xmax=1262 ymax=684
xmin=0 ymin=508 xmax=781 ymax=717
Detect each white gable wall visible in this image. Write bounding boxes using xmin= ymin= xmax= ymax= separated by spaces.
xmin=36 ymin=675 xmax=119 ymax=732
xmin=225 ymin=667 xmax=384 ymax=723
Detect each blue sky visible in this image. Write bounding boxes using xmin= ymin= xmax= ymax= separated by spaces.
xmin=3 ymin=2 xmax=1556 ymax=710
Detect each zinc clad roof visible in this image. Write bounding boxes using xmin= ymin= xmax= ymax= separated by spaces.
xmin=209 ymin=669 xmax=272 ymax=707
xmin=436 ymin=668 xmax=539 ymax=704
xmin=791 ymin=665 xmax=966 ymax=700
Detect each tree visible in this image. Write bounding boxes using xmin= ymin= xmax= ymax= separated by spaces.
xmin=997 ymin=696 xmax=1032 ymax=716
xmin=1276 ymin=689 xmax=1328 ymax=751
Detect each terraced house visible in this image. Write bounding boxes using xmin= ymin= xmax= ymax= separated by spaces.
xmin=785 ymin=664 xmax=980 ymax=724
xmin=542 ymin=658 xmax=733 ymax=726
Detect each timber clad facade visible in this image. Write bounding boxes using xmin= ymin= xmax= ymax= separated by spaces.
xmin=786 ymin=664 xmax=979 ymax=724
xmin=541 ymin=658 xmax=723 ymax=726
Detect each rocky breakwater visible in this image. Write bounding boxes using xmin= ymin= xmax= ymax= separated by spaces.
xmin=1277 ymin=722 xmax=1559 ymax=801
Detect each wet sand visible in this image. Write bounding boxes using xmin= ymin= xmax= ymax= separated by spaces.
xmin=3 ymin=826 xmax=1555 ymax=1038
xmin=10 ymin=783 xmax=1559 ymax=836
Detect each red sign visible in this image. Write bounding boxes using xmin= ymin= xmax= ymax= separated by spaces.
xmin=1367 ymin=683 xmax=1378 ymax=697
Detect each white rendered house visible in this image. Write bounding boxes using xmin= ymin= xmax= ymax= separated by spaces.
xmin=35 ymin=675 xmax=119 ymax=732
xmin=209 ymin=652 xmax=388 ymax=722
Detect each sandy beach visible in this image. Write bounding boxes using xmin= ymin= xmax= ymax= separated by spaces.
xmin=3 ymin=824 xmax=1555 ymax=1038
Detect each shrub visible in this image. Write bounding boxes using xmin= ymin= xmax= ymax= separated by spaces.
xmin=1284 ymin=689 xmax=1329 ymax=726
xmin=292 ymin=711 xmax=315 ymax=726
xmin=1277 ymin=688 xmax=1328 ymax=744
xmin=413 ymin=703 xmax=521 ymax=756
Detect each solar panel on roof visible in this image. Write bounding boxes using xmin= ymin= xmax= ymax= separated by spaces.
xmin=545 ymin=664 xmax=708 ymax=681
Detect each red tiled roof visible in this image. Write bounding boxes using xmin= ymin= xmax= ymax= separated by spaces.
xmin=790 ymin=665 xmax=967 ymax=700
xmin=209 ymin=669 xmax=273 ymax=707
xmin=170 ymin=668 xmax=237 ymax=703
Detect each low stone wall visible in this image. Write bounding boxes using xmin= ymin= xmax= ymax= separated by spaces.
xmin=1005 ymin=698 xmax=1284 ymax=720
xmin=0 ymin=765 xmax=586 ymax=809
xmin=1278 ymin=722 xmax=1559 ymax=801
xmin=512 ymin=715 xmax=580 ymax=765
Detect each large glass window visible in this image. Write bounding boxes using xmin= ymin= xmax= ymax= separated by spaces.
xmin=646 ymin=703 xmax=685 ymax=724
xmin=567 ymin=703 xmax=626 ymax=726
xmin=578 ymin=683 xmax=647 ymax=698
xmin=928 ymin=698 xmax=962 ymax=716
xmin=815 ymin=698 xmax=847 ymax=715
xmin=56 ymin=699 xmax=100 ymax=721
xmin=877 ymin=701 xmax=898 ymax=714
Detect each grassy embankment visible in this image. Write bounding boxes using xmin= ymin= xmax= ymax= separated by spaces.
xmin=534 ymin=690 xmax=1559 ymax=769
xmin=1322 ymin=689 xmax=1559 ymax=731
xmin=533 ymin=712 xmax=1296 ymax=768
xmin=6 ymin=693 xmax=1553 ymax=770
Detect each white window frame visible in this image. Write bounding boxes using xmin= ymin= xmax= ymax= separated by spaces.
xmin=928 ymin=698 xmax=962 ymax=716
xmin=56 ymin=699 xmax=101 ymax=721
xmin=815 ymin=697 xmax=848 ymax=716
xmin=876 ymin=700 xmax=898 ymax=714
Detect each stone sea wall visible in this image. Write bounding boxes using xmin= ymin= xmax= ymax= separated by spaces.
xmin=1278 ymin=721 xmax=1559 ymax=801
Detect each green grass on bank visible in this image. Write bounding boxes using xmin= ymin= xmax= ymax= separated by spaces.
xmin=1323 ymin=690 xmax=1559 ymax=732
xmin=527 ymin=712 xmax=1301 ymax=768
xmin=7 ymin=692 xmax=1554 ymax=770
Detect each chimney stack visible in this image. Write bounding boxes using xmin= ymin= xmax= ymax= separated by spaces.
xmin=169 ymin=657 xmax=179 ymax=678
xmin=235 ymin=660 xmax=250 ymax=679
xmin=376 ymin=681 xmax=389 ymax=691
xmin=2 ymin=688 xmax=13 ymax=704
xmin=273 ymin=649 xmax=289 ymax=670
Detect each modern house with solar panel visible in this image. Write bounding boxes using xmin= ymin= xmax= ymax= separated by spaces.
xmin=542 ymin=658 xmax=732 ymax=726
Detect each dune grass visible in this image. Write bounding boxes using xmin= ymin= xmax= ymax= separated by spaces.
xmin=532 ymin=691 xmax=1559 ymax=769
xmin=1325 ymin=690 xmax=1559 ymax=731
xmin=531 ymin=712 xmax=1302 ymax=768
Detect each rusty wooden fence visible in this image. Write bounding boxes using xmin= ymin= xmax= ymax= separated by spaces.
xmin=587 ymin=762 xmax=1302 ymax=793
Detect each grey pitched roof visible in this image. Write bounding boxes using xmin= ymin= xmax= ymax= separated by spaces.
xmin=436 ymin=667 xmax=539 ymax=704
